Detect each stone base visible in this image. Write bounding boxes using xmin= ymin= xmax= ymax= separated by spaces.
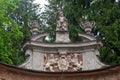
xmin=55 ymin=30 xmax=71 ymax=43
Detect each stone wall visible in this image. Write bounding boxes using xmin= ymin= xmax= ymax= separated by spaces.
xmin=0 ymin=63 xmax=120 ymax=80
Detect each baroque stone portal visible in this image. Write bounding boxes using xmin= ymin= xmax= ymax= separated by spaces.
xmin=19 ymin=11 xmax=105 ymax=72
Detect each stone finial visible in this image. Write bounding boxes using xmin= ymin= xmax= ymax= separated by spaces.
xmin=28 ymin=20 xmax=40 ymax=34
xmin=81 ymin=21 xmax=95 ymax=34
xmin=56 ymin=11 xmax=68 ymax=31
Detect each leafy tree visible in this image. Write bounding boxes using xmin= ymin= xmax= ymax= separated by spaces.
xmin=86 ymin=0 xmax=120 ymax=64
xmin=40 ymin=0 xmax=62 ymax=42
xmin=8 ymin=0 xmax=41 ymax=65
xmin=0 ymin=0 xmax=41 ymax=65
xmin=8 ymin=0 xmax=41 ymax=40
xmin=0 ymin=0 xmax=23 ymax=64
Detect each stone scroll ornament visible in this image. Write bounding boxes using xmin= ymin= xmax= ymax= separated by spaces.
xmin=28 ymin=20 xmax=41 ymax=34
xmin=56 ymin=11 xmax=68 ymax=31
xmin=44 ymin=53 xmax=83 ymax=72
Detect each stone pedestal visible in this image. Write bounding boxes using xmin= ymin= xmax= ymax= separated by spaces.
xmin=55 ymin=30 xmax=71 ymax=43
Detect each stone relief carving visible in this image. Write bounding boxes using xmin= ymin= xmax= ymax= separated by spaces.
xmin=56 ymin=11 xmax=68 ymax=31
xmin=44 ymin=53 xmax=83 ymax=72
xmin=58 ymin=55 xmax=69 ymax=71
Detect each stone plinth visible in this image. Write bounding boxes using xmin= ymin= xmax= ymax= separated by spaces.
xmin=55 ymin=30 xmax=71 ymax=43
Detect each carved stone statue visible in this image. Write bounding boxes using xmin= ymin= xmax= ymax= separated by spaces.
xmin=56 ymin=11 xmax=68 ymax=30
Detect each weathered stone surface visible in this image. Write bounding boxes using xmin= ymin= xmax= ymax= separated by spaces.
xmin=83 ymin=50 xmax=105 ymax=70
xmin=44 ymin=53 xmax=83 ymax=72
xmin=81 ymin=21 xmax=95 ymax=34
xmin=55 ymin=31 xmax=71 ymax=43
xmin=32 ymin=49 xmax=44 ymax=70
xmin=28 ymin=20 xmax=41 ymax=34
xmin=56 ymin=11 xmax=68 ymax=31
xmin=0 ymin=63 xmax=120 ymax=80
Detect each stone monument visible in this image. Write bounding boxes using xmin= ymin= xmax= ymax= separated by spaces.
xmin=19 ymin=11 xmax=105 ymax=72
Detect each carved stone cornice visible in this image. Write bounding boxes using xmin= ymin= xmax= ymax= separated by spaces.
xmin=23 ymin=40 xmax=102 ymax=53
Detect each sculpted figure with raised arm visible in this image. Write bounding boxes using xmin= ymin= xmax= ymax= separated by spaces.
xmin=56 ymin=11 xmax=68 ymax=30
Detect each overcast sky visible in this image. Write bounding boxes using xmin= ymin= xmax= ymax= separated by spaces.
xmin=34 ymin=0 xmax=119 ymax=7
xmin=34 ymin=0 xmax=48 ymax=11
xmin=34 ymin=0 xmax=119 ymax=11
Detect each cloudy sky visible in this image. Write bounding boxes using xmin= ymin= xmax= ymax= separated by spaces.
xmin=34 ymin=0 xmax=48 ymax=11
xmin=34 ymin=0 xmax=119 ymax=11
xmin=34 ymin=0 xmax=119 ymax=7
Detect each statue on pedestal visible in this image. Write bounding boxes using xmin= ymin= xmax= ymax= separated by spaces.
xmin=56 ymin=11 xmax=68 ymax=30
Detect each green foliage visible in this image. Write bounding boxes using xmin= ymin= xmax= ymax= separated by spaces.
xmin=87 ymin=0 xmax=120 ymax=64
xmin=40 ymin=0 xmax=60 ymax=42
xmin=8 ymin=0 xmax=41 ymax=39
xmin=0 ymin=0 xmax=23 ymax=64
xmin=41 ymin=0 xmax=84 ymax=42
xmin=0 ymin=0 xmax=41 ymax=65
xmin=9 ymin=0 xmax=41 ymax=65
xmin=99 ymin=46 xmax=120 ymax=65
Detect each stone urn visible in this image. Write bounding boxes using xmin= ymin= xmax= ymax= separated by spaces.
xmin=28 ymin=20 xmax=40 ymax=34
xmin=81 ymin=21 xmax=95 ymax=34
